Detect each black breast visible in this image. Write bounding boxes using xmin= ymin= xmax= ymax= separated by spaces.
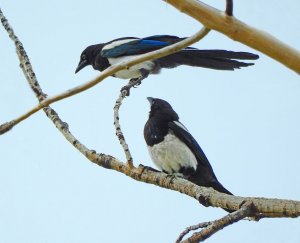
xmin=144 ymin=118 xmax=169 ymax=146
xmin=94 ymin=55 xmax=110 ymax=71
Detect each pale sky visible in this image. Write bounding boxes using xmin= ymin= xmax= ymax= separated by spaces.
xmin=1 ymin=1 xmax=300 ymax=242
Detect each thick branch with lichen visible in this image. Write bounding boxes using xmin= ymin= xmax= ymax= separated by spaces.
xmin=90 ymin=155 xmax=300 ymax=217
xmin=164 ymin=0 xmax=300 ymax=74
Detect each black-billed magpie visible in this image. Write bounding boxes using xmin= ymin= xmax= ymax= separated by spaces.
xmin=75 ymin=35 xmax=259 ymax=86
xmin=144 ymin=97 xmax=232 ymax=197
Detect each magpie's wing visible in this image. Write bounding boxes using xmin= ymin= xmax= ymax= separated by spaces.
xmin=168 ymin=121 xmax=232 ymax=195
xmin=101 ymin=35 xmax=194 ymax=58
xmin=143 ymin=35 xmax=196 ymax=48
xmin=168 ymin=121 xmax=213 ymax=170
xmin=143 ymin=35 xmax=184 ymax=43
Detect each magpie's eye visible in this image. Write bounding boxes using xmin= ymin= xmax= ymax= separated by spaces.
xmin=81 ymin=54 xmax=86 ymax=60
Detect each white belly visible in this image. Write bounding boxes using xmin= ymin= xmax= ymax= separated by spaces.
xmin=147 ymin=133 xmax=197 ymax=175
xmin=108 ymin=56 xmax=155 ymax=79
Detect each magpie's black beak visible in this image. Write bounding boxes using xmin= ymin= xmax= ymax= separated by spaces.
xmin=75 ymin=59 xmax=88 ymax=74
xmin=147 ymin=97 xmax=154 ymax=104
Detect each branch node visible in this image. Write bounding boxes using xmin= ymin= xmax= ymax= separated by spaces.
xmin=198 ymin=194 xmax=210 ymax=208
xmin=127 ymin=160 xmax=134 ymax=169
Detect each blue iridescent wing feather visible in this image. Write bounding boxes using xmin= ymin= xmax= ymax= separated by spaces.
xmin=101 ymin=35 xmax=195 ymax=58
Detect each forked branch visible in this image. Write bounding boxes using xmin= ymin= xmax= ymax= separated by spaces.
xmin=1 ymin=3 xmax=300 ymax=243
xmin=1 ymin=2 xmax=300 ymax=217
xmin=164 ymin=0 xmax=300 ymax=74
xmin=178 ymin=202 xmax=254 ymax=243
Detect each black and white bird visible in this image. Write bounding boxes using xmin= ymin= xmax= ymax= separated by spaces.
xmin=144 ymin=97 xmax=232 ymax=196
xmin=75 ymin=35 xmax=259 ymax=85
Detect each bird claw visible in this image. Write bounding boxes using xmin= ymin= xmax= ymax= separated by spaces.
xmin=120 ymin=78 xmax=142 ymax=96
xmin=132 ymin=80 xmax=142 ymax=88
xmin=138 ymin=164 xmax=160 ymax=174
xmin=166 ymin=173 xmax=181 ymax=183
xmin=129 ymin=78 xmax=142 ymax=89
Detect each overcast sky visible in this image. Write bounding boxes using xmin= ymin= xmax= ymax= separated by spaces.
xmin=1 ymin=1 xmax=300 ymax=243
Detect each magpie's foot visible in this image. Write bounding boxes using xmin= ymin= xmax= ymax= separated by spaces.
xmin=137 ymin=164 xmax=160 ymax=178
xmin=120 ymin=79 xmax=141 ymax=96
xmin=166 ymin=173 xmax=181 ymax=184
xmin=138 ymin=164 xmax=160 ymax=173
xmin=133 ymin=80 xmax=142 ymax=88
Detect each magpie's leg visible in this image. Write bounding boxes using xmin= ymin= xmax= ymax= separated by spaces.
xmin=120 ymin=69 xmax=150 ymax=96
xmin=133 ymin=69 xmax=149 ymax=87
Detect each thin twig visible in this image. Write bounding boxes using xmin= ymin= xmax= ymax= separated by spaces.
xmin=0 ymin=27 xmax=211 ymax=135
xmin=176 ymin=222 xmax=211 ymax=243
xmin=113 ymin=89 xmax=134 ymax=167
xmin=180 ymin=202 xmax=255 ymax=242
xmin=0 ymin=8 xmax=46 ymax=101
xmin=225 ymin=0 xmax=233 ymax=16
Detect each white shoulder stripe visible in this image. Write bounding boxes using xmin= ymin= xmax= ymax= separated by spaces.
xmin=174 ymin=121 xmax=189 ymax=132
xmin=102 ymin=39 xmax=138 ymax=51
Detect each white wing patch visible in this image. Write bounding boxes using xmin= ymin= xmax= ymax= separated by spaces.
xmin=102 ymin=38 xmax=156 ymax=79
xmin=147 ymin=131 xmax=197 ymax=175
xmin=173 ymin=121 xmax=189 ymax=132
xmin=108 ymin=55 xmax=155 ymax=79
xmin=102 ymin=39 xmax=138 ymax=51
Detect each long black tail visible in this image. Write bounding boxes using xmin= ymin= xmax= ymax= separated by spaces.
xmin=157 ymin=49 xmax=259 ymax=70
xmin=210 ymin=181 xmax=234 ymax=213
xmin=188 ymin=176 xmax=233 ymax=196
xmin=208 ymin=180 xmax=233 ymax=196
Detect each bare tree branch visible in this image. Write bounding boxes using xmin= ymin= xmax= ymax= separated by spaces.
xmin=179 ymin=202 xmax=255 ymax=243
xmin=113 ymin=89 xmax=134 ymax=167
xmin=176 ymin=222 xmax=211 ymax=243
xmin=164 ymin=0 xmax=300 ymax=74
xmin=1 ymin=4 xmax=300 ymax=217
xmin=0 ymin=27 xmax=210 ymax=135
xmin=0 ymin=8 xmax=46 ymax=101
xmin=1 ymin=5 xmax=300 ymax=243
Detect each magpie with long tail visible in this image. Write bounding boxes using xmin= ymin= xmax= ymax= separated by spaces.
xmin=144 ymin=97 xmax=233 ymax=210
xmin=75 ymin=35 xmax=259 ymax=91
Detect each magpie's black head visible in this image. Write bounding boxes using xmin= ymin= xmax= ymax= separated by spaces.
xmin=75 ymin=44 xmax=104 ymax=73
xmin=147 ymin=97 xmax=179 ymax=122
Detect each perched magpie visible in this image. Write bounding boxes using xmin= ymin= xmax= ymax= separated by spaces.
xmin=144 ymin=97 xmax=232 ymax=197
xmin=75 ymin=35 xmax=259 ymax=86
